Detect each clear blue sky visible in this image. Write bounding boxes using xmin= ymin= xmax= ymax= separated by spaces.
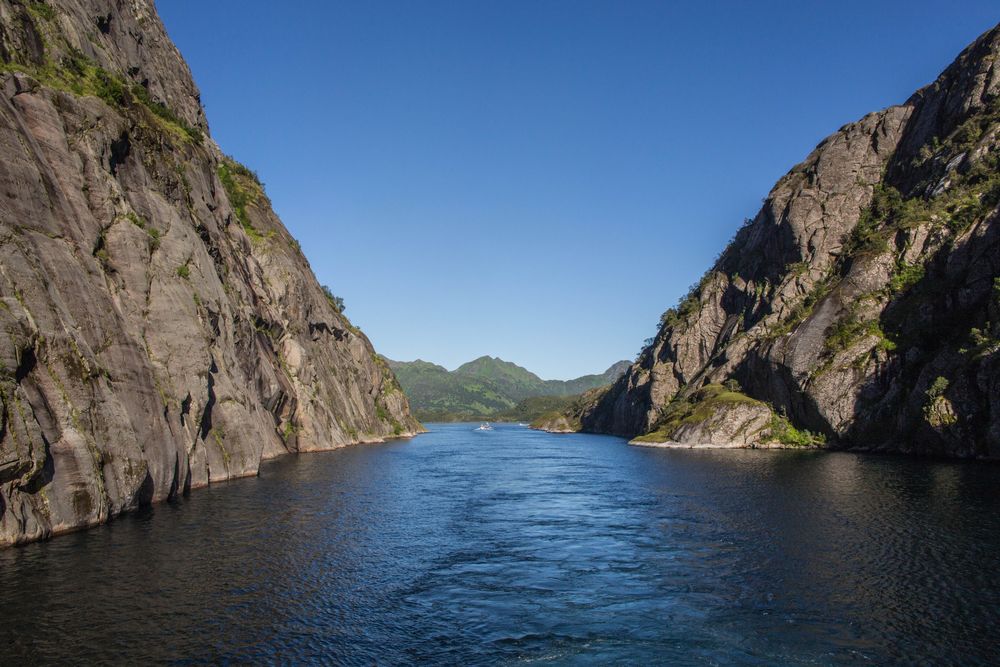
xmin=157 ymin=1 xmax=998 ymax=380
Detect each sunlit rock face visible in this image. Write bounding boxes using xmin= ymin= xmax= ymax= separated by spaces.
xmin=582 ymin=25 xmax=1000 ymax=458
xmin=0 ymin=0 xmax=420 ymax=546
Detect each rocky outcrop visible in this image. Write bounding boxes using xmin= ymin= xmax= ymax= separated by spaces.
xmin=530 ymin=412 xmax=579 ymax=434
xmin=641 ymin=401 xmax=772 ymax=448
xmin=581 ymin=24 xmax=1000 ymax=459
xmin=0 ymin=0 xmax=420 ymax=546
xmin=627 ymin=384 xmax=822 ymax=449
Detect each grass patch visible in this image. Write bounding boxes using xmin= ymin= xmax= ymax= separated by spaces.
xmin=634 ymin=383 xmax=763 ymax=443
xmin=125 ymin=211 xmax=145 ymax=229
xmin=118 ymin=210 xmax=159 ymax=250
xmin=843 ymin=184 xmax=902 ymax=257
xmin=0 ymin=51 xmax=203 ymax=144
xmin=922 ymin=376 xmax=957 ymax=427
xmin=961 ymin=279 xmax=1000 ymax=357
xmin=129 ymin=83 xmax=203 ymax=143
xmin=822 ymin=304 xmax=896 ymax=360
xmin=282 ymin=420 xmax=300 ymax=441
xmin=825 ymin=313 xmax=868 ymax=353
xmin=372 ymin=353 xmax=402 ymax=395
xmin=27 ymin=2 xmax=56 ymax=21
xmin=765 ymin=413 xmax=825 ymax=447
xmin=767 ymin=273 xmax=834 ymax=338
xmin=888 ymin=261 xmax=925 ymax=294
xmin=840 ymin=98 xmax=1000 ymax=268
xmin=147 ymin=226 xmax=161 ymax=251
xmin=658 ymin=272 xmax=719 ymax=331
xmin=634 ymin=383 xmax=825 ymax=448
xmin=217 ymin=157 xmax=272 ymax=242
xmin=374 ymin=402 xmax=404 ymax=435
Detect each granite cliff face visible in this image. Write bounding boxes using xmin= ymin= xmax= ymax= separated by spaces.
xmin=0 ymin=0 xmax=420 ymax=546
xmin=581 ymin=25 xmax=1000 ymax=457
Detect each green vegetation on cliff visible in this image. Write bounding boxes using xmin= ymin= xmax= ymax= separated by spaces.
xmin=632 ymin=384 xmax=763 ymax=443
xmin=632 ymin=384 xmax=825 ymax=447
xmin=1 ymin=49 xmax=202 ymax=144
xmin=0 ymin=0 xmax=421 ymax=548
xmin=584 ymin=27 xmax=1000 ymax=458
xmin=217 ymin=158 xmax=273 ymax=242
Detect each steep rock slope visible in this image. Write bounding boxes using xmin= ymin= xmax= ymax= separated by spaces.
xmin=581 ymin=25 xmax=1000 ymax=457
xmin=0 ymin=0 xmax=420 ymax=546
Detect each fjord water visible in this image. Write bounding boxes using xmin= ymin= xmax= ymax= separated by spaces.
xmin=2 ymin=425 xmax=999 ymax=664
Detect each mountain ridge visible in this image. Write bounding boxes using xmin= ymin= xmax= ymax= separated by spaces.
xmin=566 ymin=23 xmax=1000 ymax=457
xmin=387 ymin=356 xmax=630 ymax=421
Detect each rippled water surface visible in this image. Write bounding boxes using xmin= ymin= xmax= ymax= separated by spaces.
xmin=3 ymin=424 xmax=1000 ymax=664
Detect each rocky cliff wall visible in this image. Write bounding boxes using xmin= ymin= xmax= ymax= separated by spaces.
xmin=0 ymin=0 xmax=420 ymax=546
xmin=582 ymin=25 xmax=1000 ymax=458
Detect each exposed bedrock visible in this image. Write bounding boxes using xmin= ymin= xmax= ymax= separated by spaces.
xmin=0 ymin=0 xmax=420 ymax=546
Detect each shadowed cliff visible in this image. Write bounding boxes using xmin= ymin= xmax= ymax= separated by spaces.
xmin=578 ymin=24 xmax=1000 ymax=457
xmin=0 ymin=0 xmax=421 ymax=546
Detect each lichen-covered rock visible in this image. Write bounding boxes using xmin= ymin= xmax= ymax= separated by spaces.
xmin=0 ymin=0 xmax=421 ymax=546
xmin=634 ymin=402 xmax=772 ymax=449
xmin=626 ymin=383 xmax=822 ymax=449
xmin=630 ymin=404 xmax=766 ymax=448
xmin=582 ymin=24 xmax=1000 ymax=459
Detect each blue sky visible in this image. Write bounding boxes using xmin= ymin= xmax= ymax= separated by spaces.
xmin=158 ymin=1 xmax=998 ymax=380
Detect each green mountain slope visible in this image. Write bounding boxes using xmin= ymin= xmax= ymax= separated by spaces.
xmin=386 ymin=356 xmax=629 ymax=421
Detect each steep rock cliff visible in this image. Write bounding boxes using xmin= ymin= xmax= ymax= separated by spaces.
xmin=581 ymin=24 xmax=1000 ymax=458
xmin=0 ymin=0 xmax=420 ymax=546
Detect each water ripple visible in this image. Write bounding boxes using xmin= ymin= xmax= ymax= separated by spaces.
xmin=1 ymin=424 xmax=999 ymax=664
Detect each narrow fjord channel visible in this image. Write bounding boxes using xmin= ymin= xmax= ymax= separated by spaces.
xmin=2 ymin=424 xmax=999 ymax=665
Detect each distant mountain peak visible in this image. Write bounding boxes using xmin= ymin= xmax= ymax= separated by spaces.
xmin=390 ymin=356 xmax=631 ymax=421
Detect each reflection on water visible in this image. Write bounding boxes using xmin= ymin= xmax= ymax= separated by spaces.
xmin=2 ymin=423 xmax=999 ymax=664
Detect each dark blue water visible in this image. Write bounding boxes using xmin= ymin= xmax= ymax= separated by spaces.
xmin=2 ymin=423 xmax=1000 ymax=665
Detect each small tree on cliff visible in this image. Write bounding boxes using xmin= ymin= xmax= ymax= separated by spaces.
xmin=321 ymin=285 xmax=345 ymax=314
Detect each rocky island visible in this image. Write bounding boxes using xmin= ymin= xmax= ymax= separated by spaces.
xmin=0 ymin=0 xmax=420 ymax=547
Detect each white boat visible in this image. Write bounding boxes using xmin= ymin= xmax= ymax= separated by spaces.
xmin=475 ymin=422 xmax=494 ymax=431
